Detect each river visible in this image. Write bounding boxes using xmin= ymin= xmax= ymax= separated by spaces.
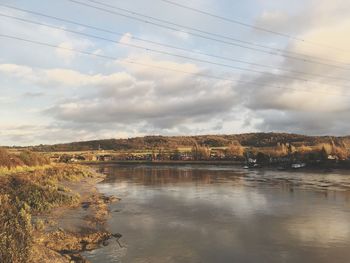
xmin=84 ymin=164 xmax=350 ymax=263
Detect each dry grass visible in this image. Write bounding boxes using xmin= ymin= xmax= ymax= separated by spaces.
xmin=0 ymin=148 xmax=50 ymax=170
xmin=0 ymin=195 xmax=33 ymax=263
xmin=0 ymin=164 xmax=97 ymax=263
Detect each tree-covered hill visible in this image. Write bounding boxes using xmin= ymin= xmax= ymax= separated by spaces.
xmin=26 ymin=133 xmax=350 ymax=152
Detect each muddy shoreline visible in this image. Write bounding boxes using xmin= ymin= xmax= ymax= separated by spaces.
xmin=34 ymin=171 xmax=122 ymax=263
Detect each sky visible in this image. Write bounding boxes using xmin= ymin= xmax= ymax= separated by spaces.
xmin=1 ymin=0 xmax=350 ymax=146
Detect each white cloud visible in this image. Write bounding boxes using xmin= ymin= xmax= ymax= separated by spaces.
xmin=2 ymin=0 xmax=350 ymax=145
xmin=244 ymin=0 xmax=350 ymax=135
xmin=44 ymin=56 xmax=237 ymax=130
xmin=0 ymin=54 xmax=237 ymax=137
xmin=0 ymin=64 xmax=34 ymax=79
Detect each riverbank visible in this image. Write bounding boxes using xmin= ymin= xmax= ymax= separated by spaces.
xmin=83 ymin=159 xmax=350 ymax=172
xmin=84 ymin=160 xmax=242 ymax=166
xmin=0 ymin=164 xmax=119 ymax=263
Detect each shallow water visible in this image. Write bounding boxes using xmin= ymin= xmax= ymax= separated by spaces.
xmin=84 ymin=165 xmax=350 ymax=263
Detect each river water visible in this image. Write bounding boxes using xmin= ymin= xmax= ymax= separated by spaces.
xmin=84 ymin=164 xmax=350 ymax=263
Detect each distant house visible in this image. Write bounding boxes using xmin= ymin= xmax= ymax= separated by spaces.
xmin=291 ymin=163 xmax=306 ymax=169
xmin=210 ymin=151 xmax=226 ymax=160
xmin=327 ymin=155 xmax=338 ymax=160
xmin=69 ymin=157 xmax=79 ymax=163
xmin=97 ymin=155 xmax=113 ymax=162
xmin=180 ymin=153 xmax=192 ymax=161
xmin=248 ymin=158 xmax=257 ymax=164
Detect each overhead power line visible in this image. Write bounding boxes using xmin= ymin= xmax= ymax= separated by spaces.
xmin=2 ymin=13 xmax=349 ymax=88
xmin=67 ymin=0 xmax=350 ymax=70
xmin=161 ymin=0 xmax=299 ymax=39
xmin=83 ymin=0 xmax=338 ymax=64
xmin=0 ymin=33 xmax=347 ymax=98
xmin=159 ymin=0 xmax=349 ymax=54
xmin=1 ymin=4 xmax=349 ymax=83
xmin=83 ymin=0 xmax=350 ymax=65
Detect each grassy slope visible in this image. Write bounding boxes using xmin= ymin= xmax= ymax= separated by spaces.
xmin=0 ymin=164 xmax=99 ymax=263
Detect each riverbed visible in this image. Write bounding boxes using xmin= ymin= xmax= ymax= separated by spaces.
xmin=84 ymin=164 xmax=350 ymax=263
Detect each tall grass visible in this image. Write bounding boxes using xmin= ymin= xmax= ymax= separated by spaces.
xmin=0 ymin=148 xmax=50 ymax=170
xmin=0 ymin=195 xmax=33 ymax=263
xmin=0 ymin=165 xmax=52 ymax=177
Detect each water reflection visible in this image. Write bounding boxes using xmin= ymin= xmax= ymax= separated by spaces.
xmin=84 ymin=165 xmax=350 ymax=263
xmin=99 ymin=165 xmax=246 ymax=185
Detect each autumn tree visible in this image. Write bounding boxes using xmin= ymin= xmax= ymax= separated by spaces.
xmin=225 ymin=141 xmax=244 ymax=159
xmin=333 ymin=146 xmax=348 ymax=160
xmin=297 ymin=144 xmax=314 ymax=154
xmin=191 ymin=144 xmax=210 ymax=160
xmin=317 ymin=143 xmax=349 ymax=160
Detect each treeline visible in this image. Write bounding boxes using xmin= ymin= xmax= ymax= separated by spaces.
xmin=164 ymin=141 xmax=349 ymax=163
xmin=190 ymin=141 xmax=245 ymax=161
xmin=252 ymin=142 xmax=349 ymax=164
xmin=0 ymin=148 xmax=50 ymax=169
xmin=29 ymin=133 xmax=350 ymax=152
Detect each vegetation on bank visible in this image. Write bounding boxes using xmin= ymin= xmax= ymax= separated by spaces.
xmin=0 ymin=152 xmax=97 ymax=263
xmin=0 ymin=195 xmax=32 ymax=263
xmin=15 ymin=133 xmax=348 ymax=167
xmin=0 ymin=148 xmax=50 ymax=175
xmin=29 ymin=133 xmax=350 ymax=152
xmin=189 ymin=141 xmax=349 ymax=167
xmin=50 ymin=139 xmax=350 ymax=169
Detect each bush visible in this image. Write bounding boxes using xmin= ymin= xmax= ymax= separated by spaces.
xmin=19 ymin=151 xmax=50 ymax=167
xmin=0 ymin=148 xmax=24 ymax=169
xmin=225 ymin=141 xmax=244 ymax=158
xmin=0 ymin=149 xmax=49 ymax=170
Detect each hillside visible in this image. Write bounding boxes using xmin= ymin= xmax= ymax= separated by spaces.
xmin=28 ymin=133 xmax=350 ymax=152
